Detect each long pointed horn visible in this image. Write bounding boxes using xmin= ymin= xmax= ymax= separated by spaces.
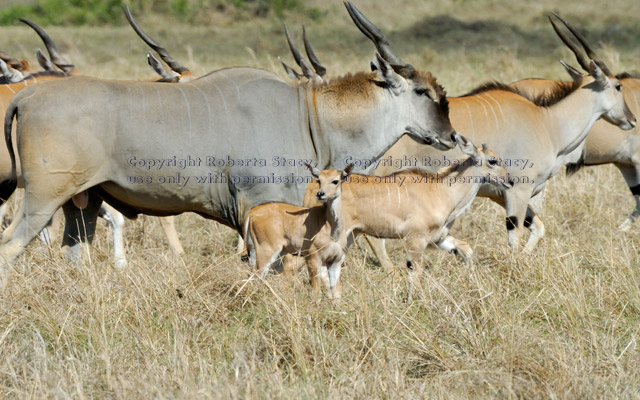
xmin=19 ymin=18 xmax=75 ymax=74
xmin=551 ymin=12 xmax=613 ymax=76
xmin=283 ymin=24 xmax=316 ymax=80
xmin=548 ymin=15 xmax=590 ymax=72
xmin=302 ymin=25 xmax=326 ymax=77
xmin=343 ymin=1 xmax=414 ymax=75
xmin=122 ymin=5 xmax=191 ymax=77
xmin=0 ymin=51 xmax=26 ymax=71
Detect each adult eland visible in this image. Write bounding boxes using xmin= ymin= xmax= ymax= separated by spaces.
xmin=0 ymin=2 xmax=457 ymax=285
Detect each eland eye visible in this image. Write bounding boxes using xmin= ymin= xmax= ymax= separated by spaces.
xmin=332 ymin=180 xmax=339 ymax=185
xmin=616 ymin=83 xmax=622 ymax=92
xmin=487 ymin=158 xmax=498 ymax=166
xmin=414 ymin=88 xmax=432 ymax=99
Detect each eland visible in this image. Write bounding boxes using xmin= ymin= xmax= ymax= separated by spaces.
xmin=511 ymin=73 xmax=640 ymax=232
xmin=0 ymin=2 xmax=457 ymax=286
xmin=356 ymin=14 xmax=636 ymax=264
xmin=244 ymin=164 xmax=352 ymax=300
xmin=287 ymin=134 xmax=511 ymax=300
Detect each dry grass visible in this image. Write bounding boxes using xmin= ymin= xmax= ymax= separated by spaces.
xmin=0 ymin=0 xmax=640 ymax=398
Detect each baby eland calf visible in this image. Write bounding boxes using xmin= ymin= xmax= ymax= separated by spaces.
xmin=243 ymin=163 xmax=353 ymax=300
xmin=292 ymin=134 xmax=512 ymax=300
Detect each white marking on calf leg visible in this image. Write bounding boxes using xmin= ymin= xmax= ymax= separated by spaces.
xmin=437 ymin=235 xmax=473 ymax=263
xmin=327 ymin=257 xmax=344 ymax=299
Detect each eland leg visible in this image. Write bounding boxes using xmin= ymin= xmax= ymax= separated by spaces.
xmin=616 ymin=164 xmax=640 ymax=231
xmin=502 ymin=185 xmax=533 ymax=252
xmin=327 ymin=256 xmax=345 ymax=300
xmin=98 ymin=203 xmax=127 ymax=268
xmin=159 ymin=216 xmax=184 ymax=254
xmin=0 ymin=194 xmax=67 ymax=287
xmin=61 ymin=194 xmax=102 ymax=264
xmin=436 ymin=235 xmax=473 ymax=264
xmin=363 ymin=236 xmax=394 ymax=270
xmin=306 ymin=255 xmax=329 ymax=302
xmin=523 ymin=190 xmax=546 ymax=253
xmin=404 ymin=236 xmax=429 ymax=301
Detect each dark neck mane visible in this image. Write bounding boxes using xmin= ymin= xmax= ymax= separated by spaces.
xmin=461 ymin=77 xmax=583 ymax=108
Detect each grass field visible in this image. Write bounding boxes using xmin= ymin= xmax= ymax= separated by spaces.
xmin=0 ymin=0 xmax=639 ymax=398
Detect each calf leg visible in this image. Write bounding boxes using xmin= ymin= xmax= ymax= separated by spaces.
xmin=253 ymin=244 xmax=282 ymax=278
xmin=363 ymin=236 xmax=394 ymax=270
xmin=436 ymin=235 xmax=472 ymax=264
xmin=306 ymin=255 xmax=329 ymax=302
xmin=282 ymin=254 xmax=301 ymax=277
xmin=327 ymin=256 xmax=345 ymax=300
xmin=404 ymin=236 xmax=429 ymax=301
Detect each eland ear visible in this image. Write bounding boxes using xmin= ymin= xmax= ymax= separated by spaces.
xmin=588 ymin=59 xmax=607 ymax=85
xmin=304 ymin=162 xmax=321 ymax=178
xmin=372 ymin=52 xmax=404 ymax=93
xmin=342 ymin=163 xmax=354 ymax=180
xmin=0 ymin=59 xmax=23 ymax=83
xmin=35 ymin=49 xmax=54 ymax=71
xmin=559 ymin=60 xmax=583 ymax=81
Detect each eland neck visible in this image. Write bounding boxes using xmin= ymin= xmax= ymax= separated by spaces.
xmin=305 ymin=73 xmax=409 ymax=174
xmin=543 ymin=79 xmax=606 ymax=156
xmin=324 ymin=194 xmax=344 ymax=241
xmin=435 ymin=157 xmax=484 ymax=208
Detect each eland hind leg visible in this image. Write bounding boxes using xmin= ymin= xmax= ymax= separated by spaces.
xmin=0 ymin=192 xmax=69 ymax=286
xmin=62 ymin=194 xmax=102 ymax=264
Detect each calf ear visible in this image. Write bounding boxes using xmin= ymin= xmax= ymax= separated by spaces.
xmin=342 ymin=163 xmax=354 ymax=181
xmin=372 ymin=52 xmax=405 ymax=94
xmin=457 ymin=134 xmax=479 ymax=158
xmin=304 ymin=163 xmax=321 ymax=178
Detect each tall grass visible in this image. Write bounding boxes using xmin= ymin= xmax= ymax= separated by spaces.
xmin=0 ymin=0 xmax=639 ymax=397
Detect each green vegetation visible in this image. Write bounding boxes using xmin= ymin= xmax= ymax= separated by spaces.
xmin=0 ymin=0 xmax=308 ymax=26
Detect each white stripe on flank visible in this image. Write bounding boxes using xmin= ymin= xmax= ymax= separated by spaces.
xmin=485 ymin=92 xmax=505 ymax=121
xmin=174 ymin=85 xmax=193 ymax=139
xmin=477 ymin=94 xmax=499 ymax=133
xmin=463 ymin=101 xmax=476 ymax=136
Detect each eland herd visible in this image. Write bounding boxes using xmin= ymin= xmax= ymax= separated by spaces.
xmin=0 ymin=2 xmax=637 ymax=300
